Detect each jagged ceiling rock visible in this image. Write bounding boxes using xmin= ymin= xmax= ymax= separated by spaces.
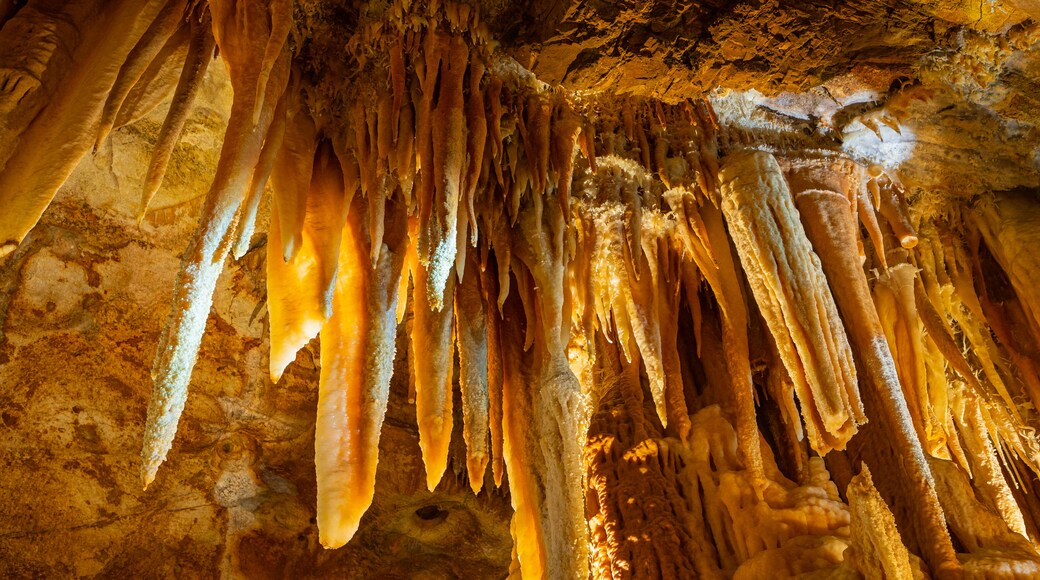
xmin=290 ymin=0 xmax=1040 ymax=203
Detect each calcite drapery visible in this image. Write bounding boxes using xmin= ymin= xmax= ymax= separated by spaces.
xmin=784 ymin=156 xmax=959 ymax=575
xmin=718 ymin=150 xmax=864 ymax=454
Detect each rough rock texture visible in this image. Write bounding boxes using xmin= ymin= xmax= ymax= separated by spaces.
xmin=0 ymin=62 xmax=512 ymax=578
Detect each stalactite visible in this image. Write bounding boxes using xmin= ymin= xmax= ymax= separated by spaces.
xmin=783 ymin=156 xmax=960 ymax=575
xmin=455 ymin=248 xmax=491 ymax=492
xmin=138 ymin=5 xmax=216 ymax=218
xmin=142 ymin=0 xmax=292 ymax=486
xmin=718 ymin=150 xmax=864 ymax=454
xmin=232 ymin=84 xmax=289 ymax=258
xmin=876 ymin=176 xmax=918 ymax=249
xmin=762 ymin=336 xmax=808 ymax=482
xmin=576 ymin=156 xmax=667 ymax=430
xmin=271 ymin=97 xmax=318 ymax=263
xmin=410 ymin=233 xmax=457 ymax=491
xmin=422 ymin=30 xmax=468 ymax=309
xmin=916 ymin=216 xmax=1040 ymax=477
xmin=874 ymin=263 xmax=941 ymax=447
xmin=0 ymin=0 xmax=170 ymax=258
xmin=970 ymin=192 xmax=1040 ymax=367
xmin=110 ymin=21 xmax=192 ymax=131
xmin=95 ymin=0 xmax=189 ymax=150
xmin=699 ymin=201 xmax=764 ymax=477
xmin=512 ymin=187 xmax=590 ymax=579
xmin=498 ymin=284 xmax=549 ymax=579
xmin=949 ymin=382 xmax=1030 ymax=539
xmin=969 ymin=234 xmax=1040 ymax=415
xmin=267 ymin=142 xmax=344 ymax=383
xmin=315 ymin=193 xmax=408 ymax=549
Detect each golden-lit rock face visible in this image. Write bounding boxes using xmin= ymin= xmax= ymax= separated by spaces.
xmin=3 ymin=0 xmax=1040 ymax=578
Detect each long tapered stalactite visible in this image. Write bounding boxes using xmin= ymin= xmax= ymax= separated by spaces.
xmin=316 ymin=193 xmax=408 ymax=549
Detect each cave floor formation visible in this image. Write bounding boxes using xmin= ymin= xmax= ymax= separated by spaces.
xmin=3 ymin=0 xmax=1040 ymax=578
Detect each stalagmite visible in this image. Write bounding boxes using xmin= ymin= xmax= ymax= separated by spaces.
xmin=9 ymin=1 xmax=1040 ymax=576
xmin=583 ymin=334 xmax=704 ymax=579
xmin=684 ymin=406 xmax=852 ymax=578
xmin=142 ymin=0 xmax=292 ymax=486
xmin=844 ymin=466 xmax=918 ymax=579
xmin=929 ymin=457 xmax=1040 ymax=576
xmin=718 ymin=150 xmax=863 ymax=454
xmin=315 ymin=194 xmax=408 ymax=549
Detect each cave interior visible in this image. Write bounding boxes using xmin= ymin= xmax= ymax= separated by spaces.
xmin=3 ymin=0 xmax=1040 ymax=578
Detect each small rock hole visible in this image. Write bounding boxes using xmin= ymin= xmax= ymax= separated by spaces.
xmin=414 ymin=505 xmax=449 ymax=523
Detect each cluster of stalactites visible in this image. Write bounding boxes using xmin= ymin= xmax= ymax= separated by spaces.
xmin=576 ymin=145 xmax=1040 ymax=576
xmin=5 ymin=0 xmax=1040 ymax=577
